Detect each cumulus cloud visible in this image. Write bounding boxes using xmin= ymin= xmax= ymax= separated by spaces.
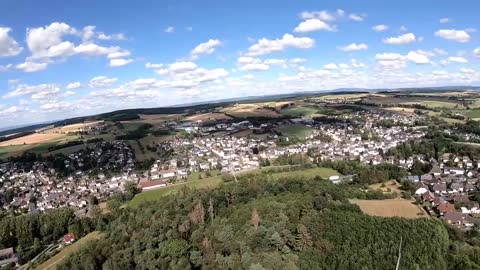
xmin=324 ymin=63 xmax=338 ymax=70
xmin=145 ymin=62 xmax=163 ymax=69
xmin=383 ymin=33 xmax=416 ymax=45
xmin=89 ymin=76 xmax=118 ymax=88
xmin=107 ymin=50 xmax=130 ymax=59
xmin=300 ymin=10 xmax=336 ymax=21
xmin=0 ymin=27 xmax=23 ymax=57
xmin=0 ymin=64 xmax=12 ymax=72
xmin=439 ymin=18 xmax=450 ymax=24
xmin=339 ymin=43 xmax=368 ymax=52
xmin=109 ymin=58 xmax=133 ymax=67
xmin=3 ymin=83 xmax=59 ymax=99
xmin=169 ymin=61 xmax=198 ymax=73
xmin=447 ymin=56 xmax=468 ymax=63
xmin=190 ymin=39 xmax=222 ymax=59
xmin=474 ymin=48 xmax=480 ymax=58
xmin=26 ymin=22 xmax=76 ymax=58
xmin=372 ymin=25 xmax=388 ymax=32
xmin=294 ymin=19 xmax=336 ymax=33
xmin=98 ymin=32 xmax=126 ymax=41
xmin=246 ymin=34 xmax=314 ymax=56
xmin=66 ymin=82 xmax=81 ymax=89
xmin=435 ymin=29 xmax=470 ymax=42
xmin=238 ymin=63 xmax=270 ymax=71
xmin=165 ymin=26 xmax=174 ymax=33
xmin=15 ymin=61 xmax=48 ymax=72
xmin=348 ymin=14 xmax=365 ymax=22
xmin=406 ymin=51 xmax=431 ymax=64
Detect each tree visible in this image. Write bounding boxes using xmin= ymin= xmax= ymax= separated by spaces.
xmin=190 ymin=200 xmax=205 ymax=225
xmin=124 ymin=181 xmax=139 ymax=200
xmin=294 ymin=224 xmax=312 ymax=251
xmin=250 ymin=208 xmax=261 ymax=230
xmin=208 ymin=197 xmax=215 ymax=221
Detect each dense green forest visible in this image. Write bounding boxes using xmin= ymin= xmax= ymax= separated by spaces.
xmin=56 ymin=177 xmax=480 ymax=270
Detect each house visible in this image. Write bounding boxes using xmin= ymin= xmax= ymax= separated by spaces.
xmin=444 ymin=167 xmax=465 ymax=175
xmin=141 ymin=180 xmax=167 ymax=192
xmin=443 ymin=212 xmax=463 ymax=225
xmin=63 ymin=232 xmax=75 ymax=245
xmin=437 ymin=202 xmax=455 ymax=215
xmin=432 ymin=183 xmax=447 ymax=194
xmin=0 ymin=248 xmax=18 ymax=267
xmin=448 ymin=182 xmax=464 ymax=193
xmin=405 ymin=175 xmax=420 ymax=182
xmin=415 ymin=187 xmax=428 ymax=195
xmin=160 ymin=170 xmax=176 ymax=179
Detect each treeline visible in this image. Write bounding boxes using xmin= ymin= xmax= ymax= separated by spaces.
xmin=0 ymin=131 xmax=35 ymax=143
xmin=47 ymin=140 xmax=84 ymax=152
xmin=115 ymin=124 xmax=153 ymax=140
xmin=0 ymin=208 xmax=95 ymax=264
xmin=57 ymin=176 xmax=475 ymax=270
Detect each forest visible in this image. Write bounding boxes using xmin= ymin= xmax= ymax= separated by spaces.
xmin=54 ymin=176 xmax=480 ymax=270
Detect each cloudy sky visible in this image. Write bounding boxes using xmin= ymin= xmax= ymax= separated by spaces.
xmin=0 ymin=0 xmax=479 ymax=128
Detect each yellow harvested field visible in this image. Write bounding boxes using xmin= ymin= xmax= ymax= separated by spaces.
xmin=223 ymin=103 xmax=281 ymax=117
xmin=35 ymin=231 xmax=102 ymax=270
xmin=45 ymin=121 xmax=104 ymax=133
xmin=384 ymin=107 xmax=416 ymax=114
xmin=350 ymin=198 xmax=428 ymax=219
xmin=0 ymin=133 xmax=66 ymax=147
xmin=186 ymin=112 xmax=232 ymax=122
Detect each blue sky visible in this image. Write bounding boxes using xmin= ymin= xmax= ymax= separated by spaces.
xmin=0 ymin=0 xmax=479 ymax=127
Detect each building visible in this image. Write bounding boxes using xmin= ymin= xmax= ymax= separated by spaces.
xmin=63 ymin=232 xmax=76 ymax=245
xmin=141 ymin=180 xmax=167 ymax=191
xmin=0 ymin=248 xmax=17 ymax=267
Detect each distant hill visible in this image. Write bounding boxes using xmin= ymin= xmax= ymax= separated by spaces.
xmin=0 ymin=86 xmax=477 ymax=137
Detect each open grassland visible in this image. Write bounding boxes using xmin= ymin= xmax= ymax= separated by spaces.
xmin=280 ymin=106 xmax=319 ymax=117
xmin=130 ymin=167 xmax=339 ymax=207
xmin=275 ymin=124 xmax=315 ymax=139
xmin=350 ymin=198 xmax=428 ymax=219
xmin=129 ymin=176 xmax=223 ymax=207
xmin=186 ymin=112 xmax=232 ymax=122
xmin=368 ymin=180 xmax=402 ymax=194
xmin=383 ymin=107 xmax=416 ymax=115
xmin=404 ymin=100 xmax=465 ymax=109
xmin=412 ymin=91 xmax=478 ymax=97
xmin=222 ymin=103 xmax=282 ymax=118
xmin=35 ymin=231 xmax=102 ymax=270
xmin=45 ymin=121 xmax=104 ymax=134
xmin=464 ymin=109 xmax=480 ymax=119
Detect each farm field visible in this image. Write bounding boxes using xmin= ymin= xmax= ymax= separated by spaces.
xmin=262 ymin=167 xmax=340 ymax=179
xmin=186 ymin=112 xmax=232 ymax=122
xmin=383 ymin=107 xmax=416 ymax=114
xmin=349 ymin=198 xmax=428 ymax=219
xmin=275 ymin=124 xmax=315 ymax=139
xmin=0 ymin=133 xmax=67 ymax=147
xmin=35 ymin=231 xmax=102 ymax=270
xmin=222 ymin=103 xmax=282 ymax=118
xmin=0 ymin=134 xmax=79 ymax=158
xmin=402 ymin=100 xmax=464 ymax=109
xmin=45 ymin=121 xmax=103 ymax=134
xmin=280 ymin=106 xmax=319 ymax=117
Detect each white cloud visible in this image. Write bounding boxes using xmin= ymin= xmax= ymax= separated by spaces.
xmin=145 ymin=62 xmax=163 ymax=69
xmin=324 ymin=63 xmax=338 ymax=70
xmin=447 ymin=56 xmax=468 ymax=63
xmin=0 ymin=27 xmax=23 ymax=57
xmin=107 ymin=50 xmax=130 ymax=59
xmin=237 ymin=56 xmax=261 ymax=65
xmin=383 ymin=33 xmax=416 ymax=45
xmin=98 ymin=32 xmax=126 ymax=41
xmin=435 ymin=29 xmax=470 ymax=43
xmin=440 ymin=18 xmax=450 ymax=24
xmin=40 ymin=102 xmax=73 ymax=113
xmin=165 ymin=26 xmax=174 ymax=33
xmin=26 ymin=22 xmax=76 ymax=58
xmin=169 ymin=61 xmax=197 ymax=73
xmin=190 ymin=39 xmax=222 ymax=59
xmin=3 ymin=83 xmax=58 ymax=99
xmin=474 ymin=48 xmax=480 ymax=58
xmin=406 ymin=51 xmax=430 ymax=64
xmin=300 ymin=10 xmax=336 ymax=21
xmin=89 ymin=76 xmax=118 ymax=88
xmin=73 ymin=43 xmax=119 ymax=56
xmin=375 ymin=53 xmax=407 ymax=68
xmin=109 ymin=58 xmax=133 ymax=67
xmin=433 ymin=48 xmax=448 ymax=56
xmin=339 ymin=43 xmax=368 ymax=52
xmin=247 ymin=34 xmax=314 ymax=56
xmin=264 ymin=59 xmax=287 ymax=66
xmin=349 ymin=14 xmax=365 ymax=22
xmin=66 ymin=82 xmax=81 ymax=89
xmin=186 ymin=26 xmax=193 ymax=32
xmin=0 ymin=64 xmax=12 ymax=72
xmin=15 ymin=61 xmax=48 ymax=72
xmin=372 ymin=25 xmax=388 ymax=32
xmin=294 ymin=19 xmax=336 ymax=33
xmin=238 ymin=63 xmax=270 ymax=71
xmin=460 ymin=68 xmax=475 ymax=74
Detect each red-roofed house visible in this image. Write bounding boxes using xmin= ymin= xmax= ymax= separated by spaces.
xmin=141 ymin=180 xmax=167 ymax=192
xmin=63 ymin=232 xmax=75 ymax=245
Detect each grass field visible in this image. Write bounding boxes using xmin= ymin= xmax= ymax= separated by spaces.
xmin=464 ymin=109 xmax=480 ymax=119
xmin=275 ymin=124 xmax=315 ymax=139
xmin=350 ymin=198 xmax=428 ymax=219
xmin=35 ymin=231 xmax=102 ymax=270
xmin=402 ymin=100 xmax=463 ymax=109
xmin=222 ymin=103 xmax=282 ymax=118
xmin=129 ymin=166 xmax=339 ymax=207
xmin=280 ymin=106 xmax=319 ymax=117
xmin=0 ymin=134 xmax=79 ymax=158
xmin=383 ymin=107 xmax=416 ymax=114
xmin=0 ymin=133 xmax=67 ymax=147
xmin=368 ymin=180 xmax=402 ymax=194
xmin=129 ymin=176 xmax=223 ymax=207
xmin=186 ymin=112 xmax=232 ymax=122
xmin=45 ymin=121 xmax=104 ymax=134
